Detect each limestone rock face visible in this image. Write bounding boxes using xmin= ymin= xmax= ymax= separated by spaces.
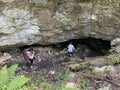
xmin=0 ymin=0 xmax=15 ymax=3
xmin=0 ymin=8 xmax=41 ymax=48
xmin=0 ymin=0 xmax=119 ymax=49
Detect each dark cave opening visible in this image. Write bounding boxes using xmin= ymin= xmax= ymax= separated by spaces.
xmin=19 ymin=37 xmax=111 ymax=57
xmin=52 ymin=37 xmax=111 ymax=57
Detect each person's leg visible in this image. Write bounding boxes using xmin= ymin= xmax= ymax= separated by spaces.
xmin=26 ymin=61 xmax=31 ymax=67
xmin=68 ymin=52 xmax=70 ymax=56
xmin=26 ymin=60 xmax=31 ymax=68
xmin=29 ymin=59 xmax=36 ymax=70
xmin=29 ymin=59 xmax=37 ymax=71
xmin=30 ymin=59 xmax=33 ymax=66
xmin=70 ymin=52 xmax=73 ymax=56
xmin=68 ymin=52 xmax=72 ymax=56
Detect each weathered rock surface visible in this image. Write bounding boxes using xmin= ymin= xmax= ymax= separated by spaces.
xmin=0 ymin=0 xmax=119 ymax=49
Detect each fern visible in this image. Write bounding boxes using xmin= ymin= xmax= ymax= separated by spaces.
xmin=0 ymin=66 xmax=8 ymax=89
xmin=0 ymin=64 xmax=29 ymax=90
xmin=8 ymin=64 xmax=18 ymax=80
xmin=7 ymin=76 xmax=29 ymax=90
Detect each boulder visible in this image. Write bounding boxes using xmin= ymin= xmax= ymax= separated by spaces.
xmin=0 ymin=53 xmax=12 ymax=64
xmin=92 ymin=66 xmax=115 ymax=75
xmin=111 ymin=38 xmax=120 ymax=53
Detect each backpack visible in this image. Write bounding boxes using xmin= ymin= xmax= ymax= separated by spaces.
xmin=23 ymin=49 xmax=29 ymax=61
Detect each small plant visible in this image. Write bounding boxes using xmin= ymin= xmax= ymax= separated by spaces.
xmin=31 ymin=75 xmax=45 ymax=85
xmin=0 ymin=64 xmax=29 ymax=90
xmin=16 ymin=28 xmax=23 ymax=32
xmin=97 ymin=87 xmax=109 ymax=90
xmin=62 ymin=85 xmax=80 ymax=90
xmin=44 ymin=83 xmax=50 ymax=90
xmin=36 ymin=76 xmax=44 ymax=85
xmin=53 ymin=84 xmax=62 ymax=90
xmin=7 ymin=17 xmax=15 ymax=23
xmin=54 ymin=70 xmax=70 ymax=81
xmin=80 ymin=78 xmax=89 ymax=90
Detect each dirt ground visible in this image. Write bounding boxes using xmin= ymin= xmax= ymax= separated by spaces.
xmin=1 ymin=46 xmax=120 ymax=90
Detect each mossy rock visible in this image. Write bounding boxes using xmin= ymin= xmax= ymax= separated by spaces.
xmin=68 ymin=61 xmax=90 ymax=71
xmin=79 ymin=61 xmax=90 ymax=69
xmin=107 ymin=54 xmax=120 ymax=65
xmin=68 ymin=63 xmax=80 ymax=71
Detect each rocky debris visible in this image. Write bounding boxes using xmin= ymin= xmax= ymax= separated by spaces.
xmin=111 ymin=38 xmax=120 ymax=46
xmin=68 ymin=73 xmax=76 ymax=78
xmin=92 ymin=66 xmax=115 ymax=75
xmin=111 ymin=38 xmax=120 ymax=53
xmin=109 ymin=66 xmax=120 ymax=80
xmin=0 ymin=53 xmax=12 ymax=64
xmin=48 ymin=70 xmax=55 ymax=75
xmin=66 ymin=82 xmax=77 ymax=87
xmin=90 ymin=54 xmax=120 ymax=66
xmin=66 ymin=53 xmax=120 ymax=71
xmin=0 ymin=45 xmax=120 ymax=89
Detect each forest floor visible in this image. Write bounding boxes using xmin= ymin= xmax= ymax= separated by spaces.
xmin=1 ymin=46 xmax=120 ymax=90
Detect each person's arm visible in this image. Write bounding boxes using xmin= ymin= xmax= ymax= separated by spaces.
xmin=28 ymin=52 xmax=35 ymax=59
xmin=72 ymin=45 xmax=75 ymax=50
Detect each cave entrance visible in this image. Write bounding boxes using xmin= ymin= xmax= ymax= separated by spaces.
xmin=19 ymin=37 xmax=111 ymax=58
xmin=53 ymin=37 xmax=111 ymax=57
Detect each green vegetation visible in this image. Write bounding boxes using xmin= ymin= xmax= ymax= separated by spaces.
xmin=16 ymin=28 xmax=23 ymax=32
xmin=53 ymin=84 xmax=63 ymax=90
xmin=54 ymin=70 xmax=70 ymax=81
xmin=30 ymin=75 xmax=45 ymax=87
xmin=54 ymin=12 xmax=71 ymax=25
xmin=0 ymin=64 xmax=29 ymax=90
xmin=97 ymin=87 xmax=109 ymax=90
xmin=1 ymin=55 xmax=116 ymax=90
xmin=62 ymin=86 xmax=80 ymax=90
xmin=80 ymin=78 xmax=89 ymax=90
xmin=7 ymin=17 xmax=15 ymax=23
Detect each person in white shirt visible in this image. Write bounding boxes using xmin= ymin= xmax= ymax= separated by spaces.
xmin=67 ymin=42 xmax=75 ymax=56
